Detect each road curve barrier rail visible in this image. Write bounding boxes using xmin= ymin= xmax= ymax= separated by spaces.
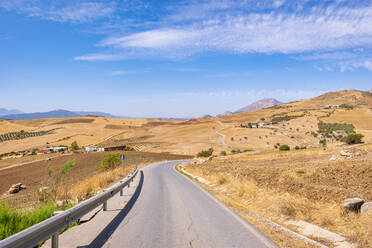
xmin=0 ymin=166 xmax=139 ymax=248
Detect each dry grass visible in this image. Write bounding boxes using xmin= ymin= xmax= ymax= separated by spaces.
xmin=186 ymin=147 xmax=372 ymax=247
xmin=67 ymin=164 xmax=136 ymax=202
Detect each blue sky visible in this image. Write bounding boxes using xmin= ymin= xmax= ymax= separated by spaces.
xmin=1 ymin=0 xmax=371 ymax=118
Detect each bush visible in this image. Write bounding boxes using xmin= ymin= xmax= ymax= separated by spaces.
xmin=197 ymin=148 xmax=214 ymax=157
xmin=61 ymin=159 xmax=75 ymax=174
xmin=295 ymin=146 xmax=300 ymax=150
xmin=279 ymin=145 xmax=290 ymax=151
xmin=99 ymin=154 xmax=121 ymax=171
xmin=342 ymin=133 xmax=364 ymax=145
xmin=220 ymin=151 xmax=227 ymax=156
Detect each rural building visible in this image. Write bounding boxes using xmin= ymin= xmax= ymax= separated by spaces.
xmin=103 ymin=145 xmax=127 ymax=151
xmin=38 ymin=146 xmax=68 ymax=154
xmin=48 ymin=146 xmax=68 ymax=152
xmin=323 ymin=105 xmax=339 ymax=109
xmin=85 ymin=146 xmax=104 ymax=152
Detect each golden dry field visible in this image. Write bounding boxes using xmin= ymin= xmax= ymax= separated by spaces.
xmin=1 ymin=90 xmax=371 ymax=158
xmin=184 ymin=144 xmax=372 ymax=247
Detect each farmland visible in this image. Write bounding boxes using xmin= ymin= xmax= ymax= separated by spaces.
xmin=0 ymin=151 xmax=191 ymax=208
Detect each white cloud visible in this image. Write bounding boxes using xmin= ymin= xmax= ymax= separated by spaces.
xmin=84 ymin=3 xmax=372 ymax=60
xmin=0 ymin=1 xmax=115 ymax=23
xmin=74 ymin=53 xmax=123 ymax=61
xmin=273 ymin=0 xmax=286 ymax=8
xmin=298 ymin=50 xmax=372 ymax=71
xmin=107 ymin=70 xmax=149 ymax=76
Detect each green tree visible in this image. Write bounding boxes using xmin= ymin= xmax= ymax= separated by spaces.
xmin=197 ymin=148 xmax=214 ymax=157
xmin=70 ymin=141 xmax=79 ymax=152
xmin=342 ymin=133 xmax=364 ymax=145
xmin=99 ymin=154 xmax=121 ymax=171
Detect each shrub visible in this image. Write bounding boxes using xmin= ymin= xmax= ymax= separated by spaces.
xmin=123 ymin=146 xmax=135 ymax=151
xmin=220 ymin=151 xmax=227 ymax=156
xmin=342 ymin=133 xmax=364 ymax=145
xmin=295 ymin=146 xmax=300 ymax=150
xmin=279 ymin=145 xmax=290 ymax=151
xmin=61 ymin=159 xmax=75 ymax=174
xmin=99 ymin=154 xmax=121 ymax=171
xmin=70 ymin=141 xmax=79 ymax=152
xmin=339 ymin=104 xmax=354 ymax=109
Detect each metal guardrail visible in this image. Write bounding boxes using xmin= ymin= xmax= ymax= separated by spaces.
xmin=0 ymin=166 xmax=139 ymax=248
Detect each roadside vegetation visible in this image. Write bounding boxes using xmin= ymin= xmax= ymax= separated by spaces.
xmin=0 ymin=202 xmax=56 ymax=240
xmin=185 ymin=146 xmax=372 ymax=247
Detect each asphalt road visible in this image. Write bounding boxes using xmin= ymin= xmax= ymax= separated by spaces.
xmin=103 ymin=160 xmax=277 ymax=248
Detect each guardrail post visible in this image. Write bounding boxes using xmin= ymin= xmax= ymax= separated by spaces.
xmin=103 ymin=200 xmax=107 ymax=211
xmin=51 ymin=232 xmax=59 ymax=248
xmin=120 ymin=188 xmax=123 ymax=196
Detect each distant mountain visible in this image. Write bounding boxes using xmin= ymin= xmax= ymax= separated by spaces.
xmin=1 ymin=109 xmax=123 ymax=120
xmin=1 ymin=110 xmax=80 ymax=120
xmin=217 ymin=111 xmax=233 ymax=117
xmin=369 ymin=88 xmax=372 ymax=94
xmin=202 ymin=114 xmax=213 ymax=118
xmin=235 ymin=98 xmax=282 ymax=113
xmin=0 ymin=108 xmax=23 ymax=117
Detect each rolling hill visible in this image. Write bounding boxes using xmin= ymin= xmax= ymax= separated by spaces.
xmin=0 ymin=89 xmax=371 ymax=156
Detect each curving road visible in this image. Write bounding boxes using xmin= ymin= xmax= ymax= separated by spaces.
xmin=216 ymin=120 xmax=230 ymax=147
xmin=101 ymin=160 xmax=277 ymax=248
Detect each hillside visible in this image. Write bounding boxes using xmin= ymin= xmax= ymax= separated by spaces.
xmin=235 ymin=98 xmax=282 ymax=113
xmin=0 ymin=90 xmax=371 ymax=157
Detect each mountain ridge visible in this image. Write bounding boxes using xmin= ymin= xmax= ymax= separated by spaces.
xmin=234 ymin=98 xmax=282 ymax=113
xmin=0 ymin=108 xmax=23 ymax=117
xmin=0 ymin=109 xmax=121 ymax=120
